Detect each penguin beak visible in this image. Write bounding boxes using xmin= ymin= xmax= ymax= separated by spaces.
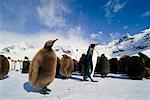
xmin=95 ymin=43 xmax=99 ymax=46
xmin=52 ymin=39 xmax=58 ymax=43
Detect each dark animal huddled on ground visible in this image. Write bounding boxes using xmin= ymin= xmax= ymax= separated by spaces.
xmin=73 ymin=59 xmax=79 ymax=72
xmin=138 ymin=52 xmax=150 ymax=79
xmin=55 ymin=57 xmax=61 ymax=78
xmin=109 ymin=58 xmax=120 ymax=74
xmin=144 ymin=67 xmax=150 ymax=79
xmin=127 ymin=56 xmax=145 ymax=80
xmin=138 ymin=52 xmax=149 ymax=61
xmin=98 ymin=54 xmax=110 ymax=78
xmin=22 ymin=56 xmax=30 ymax=73
xmin=78 ymin=54 xmax=86 ymax=75
xmin=119 ymin=55 xmax=130 ymax=74
xmin=95 ymin=56 xmax=101 ymax=74
xmin=138 ymin=52 xmax=150 ymax=68
xmin=59 ymin=54 xmax=74 ymax=79
xmin=83 ymin=44 xmax=98 ymax=82
xmin=144 ymin=58 xmax=150 ymax=68
xmin=0 ymin=55 xmax=9 ymax=80
xmin=29 ymin=39 xmax=58 ymax=95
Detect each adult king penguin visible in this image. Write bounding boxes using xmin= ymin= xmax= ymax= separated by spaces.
xmin=83 ymin=43 xmax=98 ymax=82
xmin=29 ymin=39 xmax=58 ymax=95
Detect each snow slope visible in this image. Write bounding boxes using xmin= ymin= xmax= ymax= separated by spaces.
xmin=0 ymin=42 xmax=38 ymax=60
xmin=0 ymin=71 xmax=150 ymax=100
xmin=96 ymin=28 xmax=150 ymax=58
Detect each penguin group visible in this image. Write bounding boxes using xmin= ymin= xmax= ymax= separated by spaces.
xmin=0 ymin=55 xmax=31 ymax=79
xmin=1 ymin=39 xmax=150 ymax=95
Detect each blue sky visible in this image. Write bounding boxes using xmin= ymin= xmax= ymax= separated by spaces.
xmin=0 ymin=0 xmax=150 ymax=44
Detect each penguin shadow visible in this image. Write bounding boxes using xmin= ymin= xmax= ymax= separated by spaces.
xmin=107 ymin=74 xmax=128 ymax=80
xmin=94 ymin=74 xmax=128 ymax=80
xmin=55 ymin=75 xmax=68 ymax=80
xmin=70 ymin=76 xmax=84 ymax=81
xmin=72 ymin=72 xmax=83 ymax=76
xmin=23 ymin=82 xmax=40 ymax=93
xmin=0 ymin=76 xmax=9 ymax=80
xmin=55 ymin=75 xmax=83 ymax=81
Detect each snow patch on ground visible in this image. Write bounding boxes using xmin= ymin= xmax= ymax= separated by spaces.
xmin=0 ymin=71 xmax=150 ymax=100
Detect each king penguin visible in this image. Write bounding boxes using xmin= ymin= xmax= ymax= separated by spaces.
xmin=83 ymin=43 xmax=98 ymax=82
xmin=29 ymin=39 xmax=58 ymax=95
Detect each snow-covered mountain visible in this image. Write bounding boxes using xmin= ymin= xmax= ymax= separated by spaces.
xmin=0 ymin=28 xmax=150 ymax=60
xmin=0 ymin=42 xmax=37 ymax=60
xmin=96 ymin=28 xmax=150 ymax=58
xmin=0 ymin=42 xmax=34 ymax=54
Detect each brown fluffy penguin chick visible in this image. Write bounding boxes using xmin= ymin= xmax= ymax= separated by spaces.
xmin=0 ymin=55 xmax=9 ymax=80
xmin=29 ymin=39 xmax=58 ymax=95
xmin=55 ymin=57 xmax=61 ymax=78
xmin=127 ymin=56 xmax=145 ymax=80
xmin=99 ymin=54 xmax=110 ymax=78
xmin=59 ymin=54 xmax=74 ymax=79
xmin=109 ymin=58 xmax=120 ymax=74
xmin=78 ymin=54 xmax=86 ymax=75
xmin=119 ymin=55 xmax=130 ymax=74
xmin=73 ymin=59 xmax=79 ymax=72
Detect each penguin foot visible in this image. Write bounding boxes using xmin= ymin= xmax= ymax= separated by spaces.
xmin=101 ymin=75 xmax=105 ymax=78
xmin=83 ymin=79 xmax=89 ymax=81
xmin=91 ymin=79 xmax=98 ymax=82
xmin=44 ymin=87 xmax=51 ymax=92
xmin=83 ymin=77 xmax=89 ymax=81
xmin=43 ymin=87 xmax=51 ymax=92
xmin=91 ymin=80 xmax=98 ymax=82
xmin=40 ymin=89 xmax=49 ymax=95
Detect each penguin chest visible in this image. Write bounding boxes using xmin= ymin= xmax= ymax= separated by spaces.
xmin=40 ymin=54 xmax=57 ymax=75
xmin=92 ymin=50 xmax=97 ymax=70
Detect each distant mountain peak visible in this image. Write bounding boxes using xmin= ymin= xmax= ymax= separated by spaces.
xmin=0 ymin=41 xmax=34 ymax=54
xmin=118 ymin=33 xmax=133 ymax=43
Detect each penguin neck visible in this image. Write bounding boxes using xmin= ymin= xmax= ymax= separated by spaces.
xmin=44 ymin=47 xmax=53 ymax=51
xmin=87 ymin=48 xmax=92 ymax=57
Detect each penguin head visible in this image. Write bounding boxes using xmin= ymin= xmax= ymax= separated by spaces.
xmin=24 ymin=56 xmax=29 ymax=61
xmin=82 ymin=54 xmax=86 ymax=57
xmin=7 ymin=57 xmax=11 ymax=59
xmin=101 ymin=54 xmax=105 ymax=58
xmin=24 ymin=56 xmax=28 ymax=60
xmin=44 ymin=39 xmax=58 ymax=49
xmin=89 ymin=43 xmax=99 ymax=49
xmin=62 ymin=54 xmax=68 ymax=58
xmin=138 ymin=52 xmax=143 ymax=56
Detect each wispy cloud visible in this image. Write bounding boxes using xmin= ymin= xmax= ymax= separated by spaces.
xmin=37 ymin=0 xmax=71 ymax=29
xmin=90 ymin=31 xmax=103 ymax=39
xmin=141 ymin=10 xmax=150 ymax=17
xmin=109 ymin=32 xmax=122 ymax=40
xmin=104 ymin=0 xmax=128 ymax=23
xmin=123 ymin=25 xmax=128 ymax=29
xmin=90 ymin=31 xmax=123 ymax=44
xmin=113 ymin=1 xmax=127 ymax=13
xmin=0 ymin=25 xmax=89 ymax=49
